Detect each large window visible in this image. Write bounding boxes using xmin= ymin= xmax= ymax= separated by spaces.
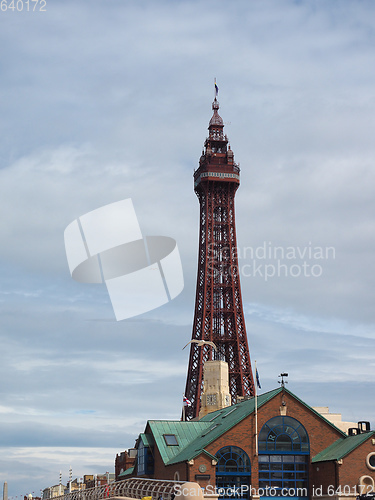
xmin=216 ymin=446 xmax=251 ymax=500
xmin=258 ymin=455 xmax=308 ymax=490
xmin=258 ymin=417 xmax=309 ymax=498
xmin=137 ymin=440 xmax=154 ymax=476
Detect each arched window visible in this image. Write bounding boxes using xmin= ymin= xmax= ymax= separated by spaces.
xmin=259 ymin=416 xmax=309 ymax=453
xmin=258 ymin=417 xmax=309 ymax=498
xmin=216 ymin=446 xmax=251 ymax=473
xmin=216 ymin=447 xmax=251 ymax=500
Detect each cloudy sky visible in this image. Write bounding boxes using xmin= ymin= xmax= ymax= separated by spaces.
xmin=1 ymin=0 xmax=375 ymax=495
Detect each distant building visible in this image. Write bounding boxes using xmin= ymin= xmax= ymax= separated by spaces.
xmin=313 ymin=406 xmax=358 ymax=434
xmin=115 ymin=449 xmax=137 ymax=481
xmin=83 ymin=475 xmax=94 ymax=485
xmin=42 ymin=485 xmax=63 ymax=499
xmin=84 ymin=473 xmax=115 ymax=487
xmin=63 ymin=478 xmax=86 ymax=494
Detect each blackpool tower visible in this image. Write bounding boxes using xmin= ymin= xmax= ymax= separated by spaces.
xmin=184 ymin=93 xmax=255 ymax=420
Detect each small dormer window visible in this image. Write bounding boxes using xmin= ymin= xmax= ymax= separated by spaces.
xmin=163 ymin=434 xmax=178 ymax=446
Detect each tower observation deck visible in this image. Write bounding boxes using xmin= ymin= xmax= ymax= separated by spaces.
xmin=184 ymin=97 xmax=255 ymax=420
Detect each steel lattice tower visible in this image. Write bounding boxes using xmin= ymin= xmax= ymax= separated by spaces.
xmin=184 ymin=96 xmax=255 ymax=420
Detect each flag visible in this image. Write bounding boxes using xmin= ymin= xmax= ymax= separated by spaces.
xmin=183 ymin=396 xmax=192 ymax=407
xmin=215 ymin=81 xmax=219 ymax=96
xmin=256 ymin=368 xmax=261 ymax=390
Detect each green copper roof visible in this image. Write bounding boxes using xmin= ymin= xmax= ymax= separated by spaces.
xmin=118 ymin=466 xmax=135 ymax=478
xmin=166 ymin=388 xmax=281 ymax=465
xmin=312 ymin=431 xmax=375 ymax=463
xmin=148 ymin=420 xmax=211 ymax=464
xmin=140 ymin=433 xmax=155 ymax=447
xmin=144 ymin=387 xmax=347 ymax=467
xmin=144 ymin=389 xmax=280 ymax=466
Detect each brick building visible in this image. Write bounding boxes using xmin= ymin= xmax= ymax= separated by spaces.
xmin=115 ymin=449 xmax=137 ymax=479
xmin=116 ymin=386 xmax=375 ymax=500
xmin=83 ymin=473 xmax=115 ymax=487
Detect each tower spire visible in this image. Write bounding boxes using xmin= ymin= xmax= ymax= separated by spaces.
xmin=184 ymin=93 xmax=255 ymax=420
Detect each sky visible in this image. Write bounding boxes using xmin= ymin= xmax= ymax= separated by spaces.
xmin=1 ymin=0 xmax=375 ymax=495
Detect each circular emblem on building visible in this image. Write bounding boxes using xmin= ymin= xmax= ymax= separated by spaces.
xmin=366 ymin=452 xmax=375 ymax=470
xmin=198 ymin=464 xmax=207 ymax=473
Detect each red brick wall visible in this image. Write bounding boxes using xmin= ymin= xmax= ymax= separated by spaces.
xmin=338 ymin=436 xmax=375 ymax=492
xmin=152 ymin=445 xmax=170 ymax=479
xmin=311 ymin=437 xmax=375 ymax=496
xmin=153 ymin=446 xmax=216 ymax=489
xmin=203 ymin=390 xmax=344 ymax=494
xmin=186 ymin=452 xmax=216 ymax=492
xmin=311 ymin=461 xmax=338 ymax=494
xmin=152 ymin=443 xmax=190 ymax=481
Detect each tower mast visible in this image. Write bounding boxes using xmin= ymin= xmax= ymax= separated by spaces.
xmin=184 ymin=93 xmax=255 ymax=419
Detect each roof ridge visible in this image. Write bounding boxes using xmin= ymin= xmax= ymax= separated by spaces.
xmin=282 ymin=387 xmax=347 ymax=437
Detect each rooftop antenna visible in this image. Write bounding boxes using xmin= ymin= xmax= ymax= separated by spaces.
xmin=278 ymin=372 xmax=288 ymax=388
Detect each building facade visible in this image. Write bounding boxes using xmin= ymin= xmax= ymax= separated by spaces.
xmin=117 ymin=387 xmax=375 ymax=499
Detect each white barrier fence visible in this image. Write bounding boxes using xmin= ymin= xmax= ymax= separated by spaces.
xmin=52 ymin=478 xmax=185 ymax=500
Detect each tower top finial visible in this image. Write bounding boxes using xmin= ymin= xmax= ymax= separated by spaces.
xmin=210 ymin=79 xmax=222 ymax=126
xmin=209 ymin=97 xmax=224 ymax=127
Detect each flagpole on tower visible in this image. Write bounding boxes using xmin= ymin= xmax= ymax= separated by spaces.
xmin=255 ymin=360 xmax=258 ymax=456
xmin=182 ymin=395 xmax=192 ymax=421
xmin=254 ymin=361 xmax=261 ymax=456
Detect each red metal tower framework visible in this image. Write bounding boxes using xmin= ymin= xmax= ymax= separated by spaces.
xmin=184 ymin=97 xmax=255 ymax=420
